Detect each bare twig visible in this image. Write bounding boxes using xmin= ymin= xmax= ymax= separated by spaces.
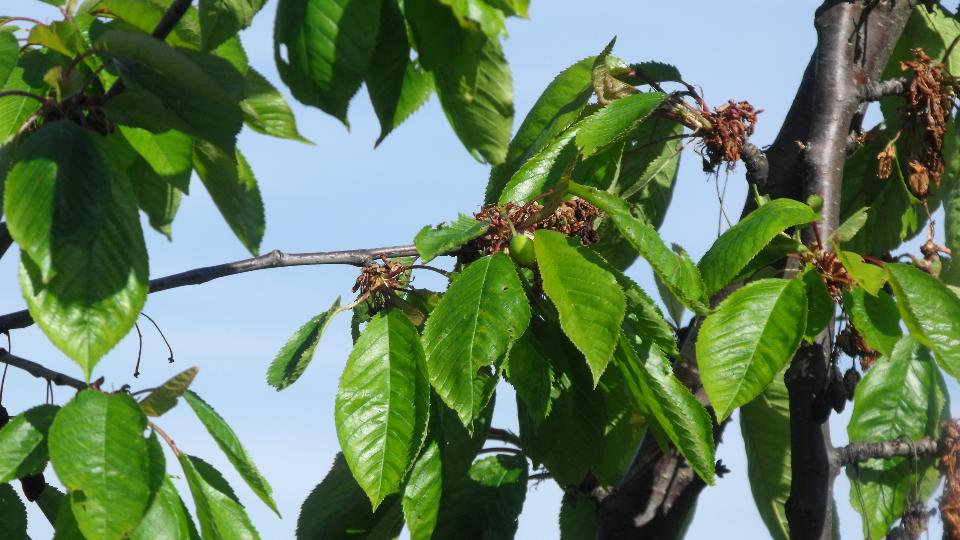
xmin=0 ymin=91 xmax=48 ymax=104
xmin=488 ymin=427 xmax=522 ymax=447
xmin=0 ymin=245 xmax=420 ymax=333
xmin=834 ymin=437 xmax=941 ymax=467
xmin=0 ymin=348 xmax=85 ymax=390
xmin=859 ymin=76 xmax=911 ymax=101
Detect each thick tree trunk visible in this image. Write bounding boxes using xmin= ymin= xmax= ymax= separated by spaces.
xmin=596 ymin=1 xmax=916 ymax=538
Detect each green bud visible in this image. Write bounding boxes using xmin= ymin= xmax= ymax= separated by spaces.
xmin=806 ymin=194 xmax=824 ymax=213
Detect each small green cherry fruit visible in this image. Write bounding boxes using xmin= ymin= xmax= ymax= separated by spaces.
xmin=509 ymin=232 xmax=537 ymax=268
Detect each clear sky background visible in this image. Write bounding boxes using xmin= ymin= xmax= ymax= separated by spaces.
xmin=3 ymin=1 xmax=959 ymax=538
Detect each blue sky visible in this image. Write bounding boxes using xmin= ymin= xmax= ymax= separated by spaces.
xmin=2 ymin=1 xmax=958 ymax=538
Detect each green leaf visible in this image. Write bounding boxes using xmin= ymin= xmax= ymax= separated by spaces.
xmin=559 ymin=496 xmax=598 ymax=539
xmin=241 ymin=69 xmax=311 ymax=144
xmin=198 ymin=0 xmax=267 ymax=50
xmin=740 ymin=370 xmax=790 ymax=540
xmin=98 ymin=0 xmax=202 ymax=50
xmin=698 ymin=199 xmax=819 ymax=297
xmin=267 ymin=298 xmax=342 ymax=390
xmin=847 ymin=335 xmax=949 ymax=539
xmin=886 ymin=263 xmax=960 ymax=379
xmin=366 ymin=0 xmax=434 ymax=145
xmin=843 ymin=288 xmax=902 ymax=357
xmin=192 ymin=141 xmax=265 ymax=255
xmin=7 ymin=123 xmax=148 ymax=378
xmin=839 ymin=130 xmax=919 ymax=255
xmin=274 ymin=0 xmax=381 ymax=124
xmin=414 ymin=213 xmax=490 ymax=263
xmin=439 ymin=0 xmax=508 ymax=39
xmin=179 ymin=454 xmax=260 ymax=540
xmin=615 ymin=338 xmax=715 ymax=484
xmin=423 ymin=253 xmax=529 ymax=425
xmin=836 ymin=249 xmax=887 ymax=296
xmin=131 ymin=476 xmax=200 ymax=540
xmin=336 ymin=310 xmax=430 ymax=508
xmin=579 ymin=247 xmax=679 ymax=357
xmin=505 ymin=330 xmax=553 ymax=427
xmin=518 ymin=317 xmax=605 ymax=485
xmin=183 ymin=391 xmax=279 ymax=516
xmin=401 ymin=440 xmax=442 ymax=540
xmin=498 ymin=127 xmax=578 ymax=205
xmin=632 ymin=61 xmax=682 ymax=84
xmin=594 ymin=369 xmax=647 ymax=486
xmin=0 ymin=404 xmax=58 ymax=483
xmin=486 ymin=57 xmax=594 ymax=203
xmin=0 ymin=482 xmax=26 ymax=540
xmin=129 ymin=158 xmax=183 ymax=239
xmin=575 ymin=92 xmax=666 ymax=157
xmin=433 ymin=34 xmax=514 ymax=164
xmin=98 ymin=30 xmax=242 ymax=154
xmin=800 ymin=266 xmax=834 ymax=343
xmin=431 ymin=455 xmax=528 ymax=538
xmin=297 ymin=453 xmax=402 ymax=539
xmin=0 ymin=30 xmax=18 ymax=87
xmin=48 ymin=391 xmax=151 ymax=540
xmin=569 ymin=182 xmax=707 ymax=311
xmin=138 ymin=367 xmax=199 ymax=417
xmin=829 ymin=206 xmax=869 ymax=244
xmin=696 ymin=278 xmax=807 ymax=421
xmin=535 ymin=230 xmax=626 ymax=384
xmin=587 ymin=120 xmax=685 ymax=270
xmin=655 ymin=273 xmax=686 ymax=327
xmin=120 ymin=127 xmax=192 ymax=190
xmin=0 ymin=50 xmax=51 ymax=145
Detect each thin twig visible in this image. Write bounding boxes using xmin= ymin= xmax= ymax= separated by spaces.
xmin=149 ymin=421 xmax=182 ymax=456
xmin=858 ymin=76 xmax=911 ymax=101
xmin=834 ymin=437 xmax=941 ymax=467
xmin=0 ymin=244 xmax=421 ymax=333
xmin=1 ymin=17 xmax=45 ymax=27
xmin=132 ymin=322 xmax=143 ymax=378
xmin=478 ymin=446 xmax=522 ymax=455
xmin=409 ymin=264 xmax=451 ymax=277
xmin=528 ymin=472 xmax=552 ymax=482
xmin=487 ymin=427 xmax=522 ymax=446
xmin=140 ymin=313 xmax=174 ymax=363
xmin=0 ymin=349 xmax=86 ymax=390
xmin=0 ymin=90 xmax=48 ymax=104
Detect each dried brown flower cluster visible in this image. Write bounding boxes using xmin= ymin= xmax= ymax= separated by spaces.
xmin=700 ymin=100 xmax=760 ymax=172
xmin=836 ymin=325 xmax=878 ymax=371
xmin=940 ymin=419 xmax=960 ymax=538
xmin=807 ymin=249 xmax=853 ymax=301
xmin=898 ymin=48 xmax=956 ymax=199
xmin=352 ymin=258 xmax=409 ymax=312
xmin=467 ymin=197 xmax=601 ymax=260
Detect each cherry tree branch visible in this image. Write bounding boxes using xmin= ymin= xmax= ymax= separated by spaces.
xmin=0 ymin=245 xmax=421 ymax=333
xmin=859 ymin=76 xmax=911 ymax=101
xmin=0 ymin=349 xmax=86 ymax=390
xmin=834 ymin=437 xmax=941 ymax=467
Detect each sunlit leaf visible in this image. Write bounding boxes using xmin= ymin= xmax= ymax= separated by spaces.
xmin=267 ymin=298 xmax=342 ymax=390
xmin=48 ymin=391 xmax=151 ymax=540
xmin=336 ymin=311 xmax=430 ymax=508
xmin=696 ymin=278 xmax=807 ymax=420
xmin=183 ymin=391 xmax=279 ymax=515
xmin=138 ymin=367 xmax=199 ymax=417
